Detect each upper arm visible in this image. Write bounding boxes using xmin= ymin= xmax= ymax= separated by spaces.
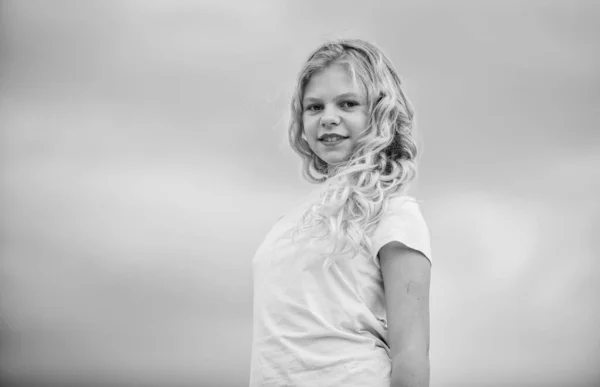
xmin=379 ymin=240 xmax=431 ymax=361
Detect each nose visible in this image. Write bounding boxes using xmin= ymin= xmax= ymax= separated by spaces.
xmin=320 ymin=105 xmax=340 ymax=127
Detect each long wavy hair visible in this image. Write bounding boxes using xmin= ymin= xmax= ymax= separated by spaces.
xmin=288 ymin=38 xmax=419 ymax=273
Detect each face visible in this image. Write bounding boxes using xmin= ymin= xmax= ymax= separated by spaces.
xmin=302 ymin=63 xmax=369 ymax=168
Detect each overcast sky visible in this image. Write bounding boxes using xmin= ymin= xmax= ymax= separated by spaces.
xmin=1 ymin=1 xmax=599 ymax=386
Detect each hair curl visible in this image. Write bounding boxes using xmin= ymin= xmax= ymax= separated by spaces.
xmin=287 ymin=38 xmax=419 ymax=273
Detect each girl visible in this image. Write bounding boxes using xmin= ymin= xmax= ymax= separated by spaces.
xmin=250 ymin=39 xmax=432 ymax=387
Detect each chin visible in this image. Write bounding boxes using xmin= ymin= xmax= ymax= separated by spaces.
xmin=324 ymin=158 xmax=348 ymax=167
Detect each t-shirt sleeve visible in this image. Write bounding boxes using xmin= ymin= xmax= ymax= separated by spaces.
xmin=369 ymin=196 xmax=432 ymax=267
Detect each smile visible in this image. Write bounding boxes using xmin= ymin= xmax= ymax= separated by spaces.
xmin=320 ymin=137 xmax=347 ymax=146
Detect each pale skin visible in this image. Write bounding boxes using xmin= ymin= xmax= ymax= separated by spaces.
xmin=380 ymin=241 xmax=431 ymax=387
xmin=302 ymin=63 xmax=369 ymax=166
xmin=303 ymin=63 xmax=431 ymax=386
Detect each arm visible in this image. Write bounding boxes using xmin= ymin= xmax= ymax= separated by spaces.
xmin=379 ymin=241 xmax=431 ymax=387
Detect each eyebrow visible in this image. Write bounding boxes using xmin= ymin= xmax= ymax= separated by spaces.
xmin=303 ymin=92 xmax=363 ymax=103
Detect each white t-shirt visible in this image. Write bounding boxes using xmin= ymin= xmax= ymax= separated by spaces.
xmin=249 ymin=184 xmax=432 ymax=387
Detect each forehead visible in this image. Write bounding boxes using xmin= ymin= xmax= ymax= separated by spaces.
xmin=303 ymin=63 xmax=365 ymax=98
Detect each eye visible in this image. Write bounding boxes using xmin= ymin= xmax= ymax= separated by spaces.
xmin=304 ymin=104 xmax=323 ymax=112
xmin=340 ymin=100 xmax=359 ymax=109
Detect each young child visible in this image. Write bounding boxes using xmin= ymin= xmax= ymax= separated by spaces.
xmin=249 ymin=39 xmax=432 ymax=387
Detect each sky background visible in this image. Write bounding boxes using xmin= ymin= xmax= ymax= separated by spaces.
xmin=1 ymin=0 xmax=599 ymax=386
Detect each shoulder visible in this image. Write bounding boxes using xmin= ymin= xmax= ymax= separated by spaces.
xmin=385 ymin=195 xmax=422 ymax=215
xmin=377 ymin=195 xmax=428 ymax=234
xmin=378 ymin=196 xmax=431 ymax=270
xmin=369 ymin=195 xmax=432 ymax=265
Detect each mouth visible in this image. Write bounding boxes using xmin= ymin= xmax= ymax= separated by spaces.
xmin=319 ymin=137 xmax=347 ymax=145
xmin=319 ymin=135 xmax=348 ymax=141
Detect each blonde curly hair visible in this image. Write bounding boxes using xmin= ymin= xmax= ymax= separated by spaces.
xmin=288 ymin=38 xmax=419 ymax=273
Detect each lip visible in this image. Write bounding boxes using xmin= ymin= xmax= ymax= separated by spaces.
xmin=318 ymin=134 xmax=348 ymax=140
xmin=320 ymin=137 xmax=347 ymax=146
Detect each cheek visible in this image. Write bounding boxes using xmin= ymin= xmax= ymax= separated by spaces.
xmin=303 ymin=114 xmax=318 ymax=126
xmin=353 ymin=113 xmax=369 ymax=133
xmin=302 ymin=117 xmax=319 ymax=134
